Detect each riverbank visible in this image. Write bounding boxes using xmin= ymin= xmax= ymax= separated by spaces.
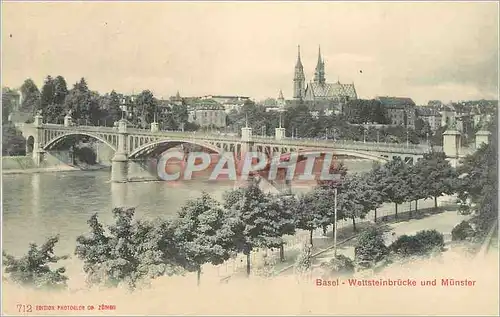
xmin=1 ymin=164 xmax=109 ymax=175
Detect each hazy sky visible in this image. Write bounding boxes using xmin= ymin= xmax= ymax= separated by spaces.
xmin=2 ymin=1 xmax=498 ymax=104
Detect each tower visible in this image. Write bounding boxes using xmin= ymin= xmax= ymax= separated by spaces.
xmin=313 ymin=46 xmax=326 ymax=85
xmin=277 ymin=90 xmax=286 ymax=110
xmin=293 ymin=45 xmax=305 ymax=99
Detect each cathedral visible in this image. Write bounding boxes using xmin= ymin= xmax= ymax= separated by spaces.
xmin=293 ymin=46 xmax=358 ymax=104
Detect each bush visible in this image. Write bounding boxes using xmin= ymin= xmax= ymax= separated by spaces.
xmin=354 ymin=226 xmax=389 ymax=268
xmin=73 ymin=146 xmax=97 ymax=165
xmin=294 ymin=244 xmax=313 ymax=275
xmin=320 ymin=254 xmax=355 ymax=277
xmin=2 ymin=236 xmax=69 ymax=290
xmin=414 ymin=230 xmax=445 ymax=251
xmin=390 ymin=235 xmax=422 ymax=256
xmin=391 ymin=230 xmax=444 ymax=256
xmin=452 ymin=221 xmax=475 ymax=241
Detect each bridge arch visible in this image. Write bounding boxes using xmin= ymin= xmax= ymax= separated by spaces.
xmin=129 ymin=139 xmax=224 ymax=159
xmin=263 ymin=148 xmax=390 ymax=165
xmin=43 ymin=132 xmax=118 ymax=152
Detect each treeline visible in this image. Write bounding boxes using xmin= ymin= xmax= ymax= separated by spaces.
xmin=453 ymin=107 xmax=498 ymax=238
xmin=227 ymin=101 xmax=430 ymax=144
xmin=14 ymin=77 xmax=193 ymax=130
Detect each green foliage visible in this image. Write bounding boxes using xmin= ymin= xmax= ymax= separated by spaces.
xmin=226 ymin=181 xmax=284 ymax=250
xmin=451 ymin=221 xmax=475 ymax=241
xmin=365 ymin=164 xmax=388 ymax=211
xmin=391 ymin=230 xmax=444 ymax=256
xmin=458 ymin=109 xmax=498 ymax=234
xmin=20 ymin=78 xmax=40 ymax=113
xmin=174 ymin=192 xmax=237 ymax=284
xmin=354 ymin=226 xmax=389 ymax=268
xmin=320 ymin=254 xmax=355 ymax=277
xmin=134 ymin=90 xmax=157 ymax=127
xmin=344 ymin=99 xmax=389 ymax=124
xmin=337 ymin=174 xmax=372 ymax=228
xmin=223 ymin=181 xmax=297 ymax=275
xmin=75 ymin=208 xmax=183 ymax=290
xmin=2 ymin=123 xmax=26 ymax=156
xmin=3 ymin=236 xmax=69 ymax=290
xmin=316 ymin=161 xmax=348 ymax=189
xmin=294 ymin=244 xmax=313 ymax=274
xmin=417 ymin=151 xmax=457 ymax=203
xmin=2 ymin=88 xmax=16 ymax=123
xmin=73 ymin=146 xmax=97 ymax=164
xmin=40 ymin=75 xmax=55 ymax=110
xmin=294 ymin=188 xmax=335 ymax=243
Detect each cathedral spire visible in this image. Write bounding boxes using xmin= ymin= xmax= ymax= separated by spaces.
xmin=316 ymin=45 xmax=322 ymax=68
xmin=314 ymin=45 xmax=326 ymax=85
xmin=295 ymin=45 xmax=303 ymax=69
xmin=293 ymin=45 xmax=305 ymax=99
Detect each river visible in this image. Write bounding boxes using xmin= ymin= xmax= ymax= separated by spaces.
xmin=1 ymin=159 xmax=374 ymax=258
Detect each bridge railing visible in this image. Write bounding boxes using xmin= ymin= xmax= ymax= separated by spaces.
xmin=40 ymin=123 xmax=436 ymax=154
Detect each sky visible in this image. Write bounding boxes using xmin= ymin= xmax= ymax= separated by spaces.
xmin=2 ymin=1 xmax=499 ymax=104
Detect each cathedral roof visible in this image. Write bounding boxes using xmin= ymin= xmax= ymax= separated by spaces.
xmin=306 ymin=82 xmax=357 ymax=100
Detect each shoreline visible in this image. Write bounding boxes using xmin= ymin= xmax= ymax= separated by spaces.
xmin=1 ymin=165 xmax=110 ymax=175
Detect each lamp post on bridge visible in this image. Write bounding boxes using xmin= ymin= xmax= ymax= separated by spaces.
xmin=377 ymin=130 xmax=380 ymax=143
xmin=406 ymin=130 xmax=409 ymax=147
xmin=325 ymin=128 xmax=328 ymax=140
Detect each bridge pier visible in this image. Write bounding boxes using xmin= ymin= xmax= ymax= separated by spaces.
xmin=111 ymin=119 xmax=130 ymax=183
xmin=241 ymin=126 xmax=254 ymax=160
xmin=443 ymin=127 xmax=461 ymax=168
xmin=475 ymin=130 xmax=491 ymax=149
xmin=127 ymin=159 xmax=156 ymax=181
xmin=32 ymin=114 xmax=45 ymax=167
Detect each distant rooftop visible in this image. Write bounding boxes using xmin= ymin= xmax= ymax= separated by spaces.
xmin=376 ymin=96 xmax=416 ymax=108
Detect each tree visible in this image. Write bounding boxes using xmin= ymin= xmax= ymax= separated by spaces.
xmin=383 ymin=158 xmax=412 ymax=218
xmin=224 ymin=180 xmax=284 ymax=277
xmin=135 ymin=90 xmax=157 ymax=127
xmin=2 ymin=88 xmax=15 ymax=123
xmin=20 ymin=78 xmax=40 ymax=113
xmin=267 ymin=192 xmax=297 ymax=262
xmin=294 ymin=187 xmax=335 ymax=246
xmin=75 ymin=208 xmax=183 ymax=290
xmin=415 ymin=118 xmax=432 ymax=139
xmin=42 ymin=75 xmax=69 ymax=123
xmin=64 ymin=78 xmax=99 ymax=123
xmin=317 ymin=160 xmax=348 ymax=189
xmin=2 ymin=124 xmax=26 ymax=156
xmin=418 ymin=152 xmax=457 ymax=209
xmin=40 ymin=75 xmax=55 ymax=112
xmin=53 ymin=75 xmax=68 ymax=105
xmin=3 ymin=236 xmax=69 ymax=290
xmin=457 ymin=110 xmax=498 ymax=234
xmin=354 ymin=226 xmax=389 ymax=269
xmin=365 ymin=164 xmax=389 ymax=222
xmin=336 ymin=174 xmax=370 ymax=231
xmin=174 ymin=193 xmax=237 ymax=285
xmin=405 ymin=164 xmax=428 ymax=218
xmin=171 ymin=104 xmax=189 ymax=129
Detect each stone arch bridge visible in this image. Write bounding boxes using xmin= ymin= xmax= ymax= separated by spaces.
xmin=16 ymin=114 xmax=472 ymax=185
